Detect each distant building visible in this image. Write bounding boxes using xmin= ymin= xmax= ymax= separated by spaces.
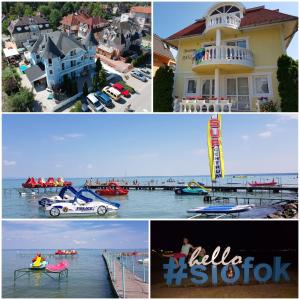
xmin=130 ymin=6 xmax=151 ymax=31
xmin=25 ymin=31 xmax=98 ymax=89
xmin=8 ymin=16 xmax=52 ymax=47
xmin=97 ymin=14 xmax=144 ymax=59
xmin=153 ymin=34 xmax=176 ymax=74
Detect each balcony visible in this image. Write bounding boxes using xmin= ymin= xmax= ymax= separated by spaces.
xmin=192 ymin=45 xmax=254 ymax=72
xmin=173 ymin=98 xmax=232 ymax=112
xmin=205 ymin=13 xmax=241 ymax=31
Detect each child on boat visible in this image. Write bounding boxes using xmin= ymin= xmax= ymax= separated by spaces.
xmin=162 ymin=237 xmax=198 ymax=267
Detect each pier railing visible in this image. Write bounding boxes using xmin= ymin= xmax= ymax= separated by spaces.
xmin=102 ymin=251 xmax=148 ymax=298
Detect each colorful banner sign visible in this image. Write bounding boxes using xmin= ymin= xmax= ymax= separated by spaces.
xmin=207 ymin=115 xmax=225 ymax=180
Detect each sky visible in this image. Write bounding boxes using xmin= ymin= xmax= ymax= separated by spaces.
xmin=2 ymin=220 xmax=148 ymax=250
xmin=154 ymin=2 xmax=298 ymax=59
xmin=3 ymin=114 xmax=298 ymax=178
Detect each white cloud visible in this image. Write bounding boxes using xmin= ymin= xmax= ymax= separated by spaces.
xmin=52 ymin=133 xmax=84 ymax=141
xmin=65 ymin=133 xmax=85 ymax=139
xmin=266 ymin=123 xmax=277 ymax=128
xmin=129 ymin=152 xmax=158 ymax=159
xmin=87 ymin=163 xmax=93 ymax=169
xmin=3 ymin=160 xmax=16 ymax=166
xmin=52 ymin=135 xmax=65 ymax=141
xmin=258 ymin=131 xmax=272 ymax=138
xmin=277 ymin=114 xmax=298 ymax=122
xmin=73 ymin=239 xmax=87 ymax=245
xmin=192 ymin=148 xmax=207 ymax=156
xmin=241 ymin=135 xmax=249 ymax=142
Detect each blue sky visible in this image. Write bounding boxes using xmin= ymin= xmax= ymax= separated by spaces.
xmin=3 ymin=114 xmax=298 ymax=177
xmin=2 ymin=220 xmax=148 ymax=249
xmin=154 ymin=2 xmax=298 ymax=59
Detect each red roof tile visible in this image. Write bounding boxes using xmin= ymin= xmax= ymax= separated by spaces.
xmin=167 ymin=6 xmax=297 ymax=40
xmin=130 ymin=6 xmax=151 ymax=14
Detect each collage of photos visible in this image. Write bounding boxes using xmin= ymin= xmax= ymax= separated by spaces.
xmin=1 ymin=1 xmax=299 ymax=299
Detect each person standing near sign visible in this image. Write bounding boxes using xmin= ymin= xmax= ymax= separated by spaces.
xmin=162 ymin=237 xmax=199 ymax=267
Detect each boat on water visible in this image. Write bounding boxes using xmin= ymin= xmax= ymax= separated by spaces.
xmin=138 ymin=258 xmax=149 ymax=265
xmin=175 ymin=181 xmax=210 ymax=195
xmin=30 ymin=254 xmax=48 ymax=269
xmin=248 ymin=179 xmax=278 ymax=187
xmin=38 ymin=186 xmax=120 ymax=217
xmin=46 ymin=261 xmax=69 ymax=272
xmin=166 ymin=177 xmax=176 ymax=183
xmin=233 ymin=175 xmax=247 ymax=179
xmin=96 ymin=182 xmax=128 ymax=196
xmin=187 ymin=204 xmax=254 ymax=215
xmin=22 ymin=177 xmax=72 ymax=188
xmin=55 ymin=249 xmax=77 ymax=255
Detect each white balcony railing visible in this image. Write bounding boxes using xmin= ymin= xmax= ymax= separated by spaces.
xmin=206 ymin=13 xmax=241 ymax=31
xmin=193 ymin=45 xmax=254 ymax=68
xmin=173 ymin=98 xmax=232 ymax=112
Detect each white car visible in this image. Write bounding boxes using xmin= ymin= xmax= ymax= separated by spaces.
xmin=39 ymin=187 xmax=120 ymax=217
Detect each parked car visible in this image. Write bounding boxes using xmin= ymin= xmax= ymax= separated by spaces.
xmin=112 ymin=83 xmax=130 ymax=98
xmin=86 ymin=93 xmax=106 ymax=112
xmin=95 ymin=91 xmax=113 ymax=108
xmin=139 ymin=68 xmax=151 ymax=79
xmin=131 ymin=70 xmax=147 ymax=82
xmin=102 ymin=86 xmax=121 ymax=101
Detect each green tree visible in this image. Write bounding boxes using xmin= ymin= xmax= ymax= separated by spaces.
xmin=98 ymin=69 xmax=107 ymax=90
xmin=83 ymin=81 xmax=89 ymax=96
xmin=23 ymin=5 xmax=33 ymax=16
xmin=7 ymin=87 xmax=35 ymax=112
xmin=2 ymin=19 xmax=10 ymax=35
xmin=38 ymin=5 xmax=51 ymax=17
xmin=277 ymin=54 xmax=298 ymax=112
xmin=70 ymin=100 xmax=82 ymax=112
xmin=96 ymin=58 xmax=102 ymax=73
xmin=2 ymin=66 xmax=21 ymax=95
xmin=92 ymin=75 xmax=99 ymax=92
xmin=62 ymin=2 xmax=74 ymax=15
xmin=49 ymin=9 xmax=62 ymax=29
xmin=153 ymin=65 xmax=174 ymax=112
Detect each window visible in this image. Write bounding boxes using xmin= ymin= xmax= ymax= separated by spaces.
xmin=36 ymin=55 xmax=40 ymax=59
xmin=71 ymin=60 xmax=76 ymax=67
xmin=254 ymin=76 xmax=270 ymax=96
xmin=49 ymin=70 xmax=53 ymax=75
xmin=187 ymin=79 xmax=196 ymax=94
xmin=62 ymin=63 xmax=65 ymax=70
xmin=202 ymin=79 xmax=215 ymax=97
xmin=48 ymin=58 xmax=52 ymax=66
xmin=226 ymin=39 xmax=247 ymax=48
xmin=71 ymin=50 xmax=76 ymax=56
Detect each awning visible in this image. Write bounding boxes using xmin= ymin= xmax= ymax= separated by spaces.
xmin=25 ymin=64 xmax=46 ymax=83
xmin=3 ymin=47 xmax=19 ymax=57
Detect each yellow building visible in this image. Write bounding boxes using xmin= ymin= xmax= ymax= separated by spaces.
xmin=153 ymin=34 xmax=176 ymax=75
xmin=166 ymin=2 xmax=298 ymax=112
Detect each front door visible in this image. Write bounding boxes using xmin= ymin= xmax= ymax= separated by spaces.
xmin=226 ymin=77 xmax=250 ymax=111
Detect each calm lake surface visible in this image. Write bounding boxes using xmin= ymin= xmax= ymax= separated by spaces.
xmin=2 ymin=249 xmax=148 ymax=298
xmin=3 ymin=174 xmax=297 ymax=218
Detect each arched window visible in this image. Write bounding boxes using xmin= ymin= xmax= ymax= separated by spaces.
xmin=209 ymin=4 xmax=243 ymax=18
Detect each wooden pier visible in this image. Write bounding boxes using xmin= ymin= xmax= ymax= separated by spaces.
xmin=86 ymin=184 xmax=298 ymax=194
xmin=103 ymin=252 xmax=148 ymax=298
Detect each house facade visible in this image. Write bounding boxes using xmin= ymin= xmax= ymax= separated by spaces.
xmin=166 ymin=2 xmax=298 ymax=112
xmin=130 ymin=6 xmax=151 ymax=32
xmin=8 ymin=16 xmax=52 ymax=47
xmin=153 ymin=34 xmax=176 ymax=75
xmin=60 ymin=12 xmax=108 ymax=38
xmin=27 ymin=31 xmax=97 ymax=88
xmin=97 ymin=14 xmax=144 ymax=58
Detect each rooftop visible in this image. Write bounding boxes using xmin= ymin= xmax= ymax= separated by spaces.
xmin=153 ymin=34 xmax=174 ymax=61
xmin=130 ymin=6 xmax=151 ymax=14
xmin=167 ymin=6 xmax=298 ymax=40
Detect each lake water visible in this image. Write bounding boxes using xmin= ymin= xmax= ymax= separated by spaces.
xmin=2 ymin=249 xmax=148 ymax=298
xmin=2 ymin=174 xmax=297 ymax=219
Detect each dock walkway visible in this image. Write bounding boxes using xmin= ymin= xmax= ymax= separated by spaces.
xmin=103 ymin=252 xmax=148 ymax=298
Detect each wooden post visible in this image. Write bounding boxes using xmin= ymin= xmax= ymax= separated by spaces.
xmin=122 ymin=256 xmax=126 ymax=298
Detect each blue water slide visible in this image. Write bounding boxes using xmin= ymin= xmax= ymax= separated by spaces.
xmin=74 ymin=188 xmax=120 ymax=208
